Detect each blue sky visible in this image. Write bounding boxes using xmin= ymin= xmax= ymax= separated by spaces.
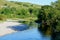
xmin=8 ymin=0 xmax=57 ymax=5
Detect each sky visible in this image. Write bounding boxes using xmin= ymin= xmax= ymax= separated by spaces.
xmin=8 ymin=0 xmax=57 ymax=5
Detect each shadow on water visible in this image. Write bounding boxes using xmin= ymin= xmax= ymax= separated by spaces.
xmin=7 ymin=24 xmax=29 ymax=31
xmin=38 ymin=25 xmax=60 ymax=40
xmin=51 ymin=31 xmax=60 ymax=40
xmin=7 ymin=21 xmax=38 ymax=31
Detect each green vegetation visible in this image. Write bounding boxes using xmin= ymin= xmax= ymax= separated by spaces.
xmin=0 ymin=0 xmax=60 ymax=32
xmin=36 ymin=0 xmax=60 ymax=33
xmin=0 ymin=0 xmax=41 ymax=21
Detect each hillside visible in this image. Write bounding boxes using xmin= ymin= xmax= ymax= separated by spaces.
xmin=0 ymin=0 xmax=41 ymax=21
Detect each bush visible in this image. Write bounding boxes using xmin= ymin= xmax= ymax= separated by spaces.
xmin=0 ymin=14 xmax=7 ymax=21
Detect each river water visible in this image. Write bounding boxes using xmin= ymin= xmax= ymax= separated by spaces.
xmin=0 ymin=21 xmax=59 ymax=40
xmin=0 ymin=28 xmax=51 ymax=40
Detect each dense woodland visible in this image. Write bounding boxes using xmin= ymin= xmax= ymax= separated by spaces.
xmin=0 ymin=0 xmax=60 ymax=31
xmin=36 ymin=0 xmax=60 ymax=35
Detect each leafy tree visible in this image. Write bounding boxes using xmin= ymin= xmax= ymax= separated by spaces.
xmin=36 ymin=5 xmax=60 ymax=33
xmin=51 ymin=0 xmax=60 ymax=31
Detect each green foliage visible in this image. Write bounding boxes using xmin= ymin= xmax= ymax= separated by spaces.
xmin=0 ymin=0 xmax=60 ymax=33
xmin=37 ymin=0 xmax=60 ymax=32
xmin=0 ymin=14 xmax=7 ymax=20
xmin=0 ymin=0 xmax=41 ymax=21
xmin=52 ymin=0 xmax=60 ymax=31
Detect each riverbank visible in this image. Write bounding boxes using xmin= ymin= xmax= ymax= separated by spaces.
xmin=0 ymin=20 xmax=21 ymax=36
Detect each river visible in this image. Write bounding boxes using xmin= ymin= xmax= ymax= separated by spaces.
xmin=0 ymin=28 xmax=51 ymax=40
xmin=0 ymin=21 xmax=59 ymax=40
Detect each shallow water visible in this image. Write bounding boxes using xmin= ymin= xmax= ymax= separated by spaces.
xmin=0 ymin=28 xmax=51 ymax=40
xmin=0 ymin=21 xmax=51 ymax=40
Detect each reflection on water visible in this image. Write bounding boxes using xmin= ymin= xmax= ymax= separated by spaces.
xmin=38 ymin=24 xmax=60 ymax=40
xmin=19 ymin=21 xmax=38 ymax=28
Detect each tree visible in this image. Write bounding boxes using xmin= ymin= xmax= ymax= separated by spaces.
xmin=36 ymin=5 xmax=59 ymax=34
xmin=51 ymin=0 xmax=60 ymax=31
